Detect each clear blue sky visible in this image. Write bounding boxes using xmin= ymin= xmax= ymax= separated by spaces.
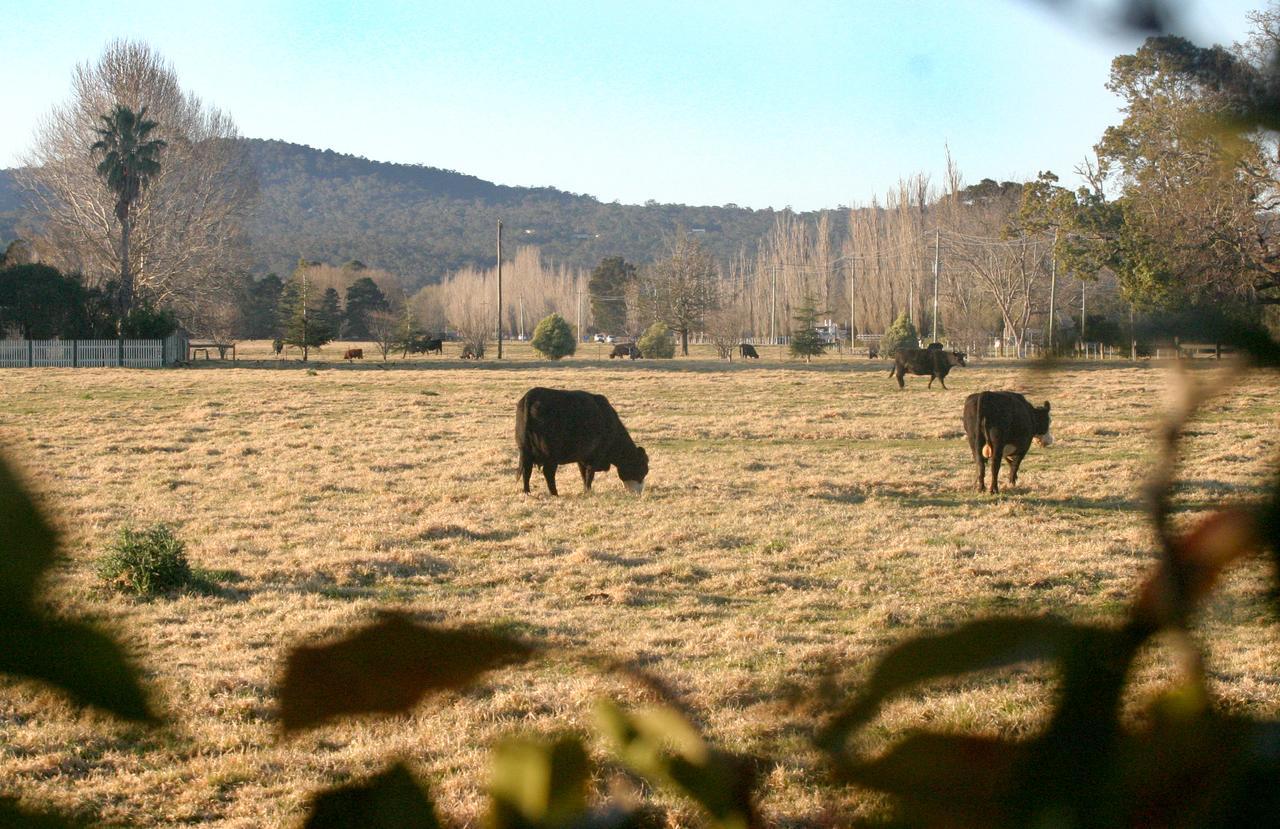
xmin=0 ymin=0 xmax=1266 ymax=210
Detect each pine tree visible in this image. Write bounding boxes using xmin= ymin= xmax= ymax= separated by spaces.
xmin=880 ymin=311 xmax=919 ymax=354
xmin=344 ymin=276 xmax=388 ymax=339
xmin=789 ymin=295 xmax=827 ymax=362
xmin=317 ymin=288 xmax=342 ymax=342
xmin=278 ymin=271 xmax=331 ymax=361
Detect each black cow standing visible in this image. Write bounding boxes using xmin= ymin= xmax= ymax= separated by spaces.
xmin=889 ymin=347 xmax=967 ymax=389
xmin=406 ymin=336 xmax=443 ymax=356
xmin=516 ymin=387 xmax=649 ymax=496
xmin=609 ymin=343 xmax=640 ymax=359
xmin=739 ymin=343 xmax=760 ymax=359
xmin=963 ymin=391 xmax=1054 ymax=494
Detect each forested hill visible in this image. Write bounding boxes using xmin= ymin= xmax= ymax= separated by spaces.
xmin=243 ymin=139 xmax=795 ymax=289
xmin=0 ymin=139 xmax=829 ymax=290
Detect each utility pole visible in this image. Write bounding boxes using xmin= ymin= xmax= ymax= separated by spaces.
xmin=301 ymin=266 xmax=309 ymax=362
xmin=519 ymin=296 xmax=525 ymax=340
xmin=1080 ymin=279 xmax=1087 ymax=354
xmin=1048 ymin=228 xmax=1057 ymax=354
xmin=770 ymin=265 xmax=777 ymax=345
xmin=931 ymin=229 xmax=940 ymax=342
xmin=576 ymin=289 xmax=583 ymax=345
xmin=496 ymin=220 xmax=503 ymax=359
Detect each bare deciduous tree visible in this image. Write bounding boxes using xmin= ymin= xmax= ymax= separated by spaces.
xmin=19 ymin=40 xmax=257 ymax=323
xmin=632 ymin=230 xmax=718 ymax=355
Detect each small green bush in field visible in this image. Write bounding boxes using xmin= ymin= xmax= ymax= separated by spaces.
xmin=530 ymin=313 xmax=577 ymax=359
xmin=637 ymin=322 xmax=675 ymax=358
xmin=97 ymin=524 xmax=192 ymax=596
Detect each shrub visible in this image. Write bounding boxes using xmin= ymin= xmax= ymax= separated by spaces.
xmin=530 ymin=313 xmax=576 ymax=359
xmin=880 ymin=310 xmax=919 ymax=353
xmin=637 ymin=322 xmax=675 ymax=358
xmin=119 ymin=302 xmax=179 ymax=338
xmin=96 ymin=524 xmax=192 ymax=596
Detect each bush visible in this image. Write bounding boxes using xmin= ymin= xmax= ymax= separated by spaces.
xmin=119 ymin=303 xmax=179 ymax=339
xmin=880 ymin=310 xmax=919 ymax=353
xmin=636 ymin=322 xmax=675 ymax=358
xmin=530 ymin=313 xmax=576 ymax=359
xmin=96 ymin=524 xmax=192 ymax=596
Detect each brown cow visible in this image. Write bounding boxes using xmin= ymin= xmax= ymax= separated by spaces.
xmin=343 ymin=348 xmax=364 ymax=361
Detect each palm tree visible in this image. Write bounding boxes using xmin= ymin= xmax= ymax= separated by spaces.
xmin=90 ymin=104 xmax=165 ymax=319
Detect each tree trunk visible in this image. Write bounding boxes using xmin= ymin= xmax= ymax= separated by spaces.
xmin=680 ymin=327 xmax=689 ymax=356
xmin=118 ymin=209 xmax=133 ymax=328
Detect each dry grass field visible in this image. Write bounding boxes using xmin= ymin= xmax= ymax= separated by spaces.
xmin=1 ymin=341 xmax=1277 ymax=827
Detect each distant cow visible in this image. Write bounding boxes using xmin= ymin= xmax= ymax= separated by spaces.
xmin=272 ymin=338 xmax=284 ymax=357
xmin=516 ymin=387 xmax=649 ymax=496
xmin=406 ymin=336 xmax=443 ymax=355
xmin=889 ymin=347 xmax=967 ymax=389
xmin=609 ymin=343 xmax=640 ymax=359
xmin=963 ymin=391 xmax=1054 ymax=494
xmin=460 ymin=344 xmax=477 ymax=359
xmin=867 ymin=345 xmax=879 ymax=360
xmin=739 ymin=343 xmax=760 ymax=360
xmin=343 ymin=348 xmax=364 ymax=361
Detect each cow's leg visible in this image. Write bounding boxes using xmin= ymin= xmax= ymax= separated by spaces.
xmin=938 ymin=374 xmax=948 ymax=389
xmin=895 ymin=367 xmax=905 ymax=389
xmin=543 ymin=464 xmax=559 ymax=496
xmin=519 ymin=450 xmax=534 ymax=494
xmin=927 ymin=374 xmax=935 ymax=388
xmin=1007 ymin=453 xmax=1023 ymax=488
xmin=988 ymin=433 xmax=1004 ymax=494
xmin=578 ymin=462 xmax=595 ymax=492
xmin=970 ymin=435 xmax=986 ymax=492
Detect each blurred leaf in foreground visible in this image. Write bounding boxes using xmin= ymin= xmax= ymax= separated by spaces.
xmin=0 ymin=452 xmax=156 ymax=723
xmin=302 ymin=762 xmax=440 ymax=829
xmin=488 ymin=735 xmax=590 ymax=829
xmin=280 ymin=612 xmax=535 ymax=732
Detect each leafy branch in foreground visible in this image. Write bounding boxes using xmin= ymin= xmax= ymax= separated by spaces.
xmin=0 ymin=453 xmax=158 ymax=825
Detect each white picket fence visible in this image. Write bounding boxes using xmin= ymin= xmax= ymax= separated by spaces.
xmin=0 ymin=337 xmax=171 ymax=368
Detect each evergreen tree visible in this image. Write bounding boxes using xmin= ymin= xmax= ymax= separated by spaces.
xmin=789 ymin=296 xmax=827 ymax=362
xmin=588 ymin=257 xmax=636 ymax=335
xmin=317 ymin=287 xmax=342 ymax=341
xmin=880 ymin=311 xmax=919 ymax=353
xmin=530 ymin=313 xmax=576 ymax=359
xmin=278 ymin=274 xmax=331 ymax=361
xmin=238 ymin=273 xmax=283 ymax=339
xmin=636 ymin=321 xmax=675 ymax=358
xmin=343 ymin=276 xmax=387 ymax=339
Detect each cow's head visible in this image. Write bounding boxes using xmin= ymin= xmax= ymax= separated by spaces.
xmin=1033 ymin=401 xmax=1054 ymax=447
xmin=949 ymin=351 xmax=967 ymax=367
xmin=616 ymin=446 xmax=649 ymax=495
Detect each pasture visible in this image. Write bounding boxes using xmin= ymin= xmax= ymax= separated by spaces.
xmin=1 ymin=344 xmax=1277 ymax=827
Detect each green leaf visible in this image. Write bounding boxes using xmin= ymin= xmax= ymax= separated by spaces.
xmin=818 ymin=616 xmax=1093 ymax=758
xmin=595 ymin=700 xmax=757 ymax=829
xmin=0 ymin=454 xmax=58 ymax=609
xmin=280 ymin=613 xmax=535 ymax=732
xmin=0 ymin=611 xmax=155 ymax=723
xmin=303 ymin=763 xmax=440 ymax=829
xmin=488 ymin=735 xmax=589 ymax=829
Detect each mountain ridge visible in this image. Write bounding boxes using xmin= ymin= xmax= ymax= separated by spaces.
xmin=1 ymin=138 xmax=828 ymax=290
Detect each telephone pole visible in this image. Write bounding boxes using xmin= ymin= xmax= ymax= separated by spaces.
xmin=1048 ymin=228 xmax=1057 ymax=354
xmin=496 ymin=220 xmax=503 ymax=359
xmin=770 ymin=264 xmax=777 ymax=345
xmin=931 ymin=229 xmax=940 ymax=342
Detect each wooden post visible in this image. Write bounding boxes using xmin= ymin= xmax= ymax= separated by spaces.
xmin=497 ymin=220 xmax=503 ymax=359
xmin=1048 ymin=229 xmax=1057 ymax=354
xmin=931 ymin=229 xmax=940 ymax=342
xmin=27 ymin=340 xmax=32 ymax=367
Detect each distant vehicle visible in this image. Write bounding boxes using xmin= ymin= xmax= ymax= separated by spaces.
xmin=605 ymin=335 xmax=618 ymax=343
xmin=593 ymin=333 xmax=608 ymax=342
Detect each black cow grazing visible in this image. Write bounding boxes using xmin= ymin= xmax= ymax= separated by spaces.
xmin=889 ymin=347 xmax=967 ymax=389
xmin=406 ymin=336 xmax=444 ymax=355
xmin=739 ymin=343 xmax=760 ymax=359
xmin=867 ymin=345 xmax=879 ymax=360
xmin=963 ymin=391 xmax=1054 ymax=494
xmin=516 ymin=387 xmax=649 ymax=496
xmin=609 ymin=343 xmax=640 ymax=359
